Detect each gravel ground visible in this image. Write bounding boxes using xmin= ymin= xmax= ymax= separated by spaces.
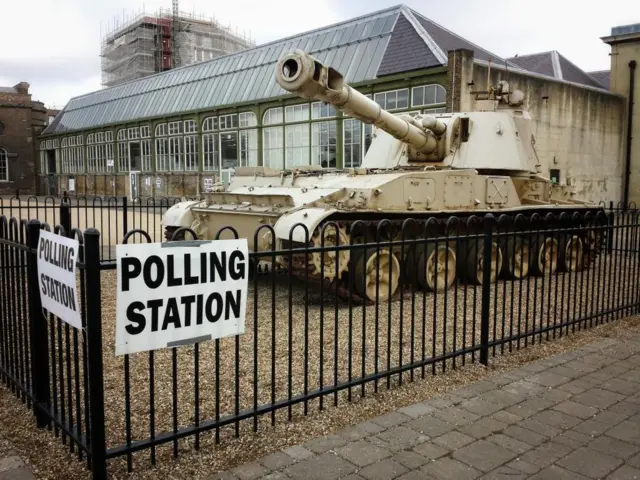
xmin=0 ymin=248 xmax=639 ymax=479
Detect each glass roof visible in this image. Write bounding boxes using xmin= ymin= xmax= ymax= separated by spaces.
xmin=45 ymin=8 xmax=400 ymax=134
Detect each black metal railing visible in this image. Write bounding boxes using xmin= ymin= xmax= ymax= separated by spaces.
xmin=1 ymin=198 xmax=639 ymax=480
xmin=1 ymin=193 xmax=195 ymax=264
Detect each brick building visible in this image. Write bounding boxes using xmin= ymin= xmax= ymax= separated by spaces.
xmin=0 ymin=82 xmax=48 ymax=195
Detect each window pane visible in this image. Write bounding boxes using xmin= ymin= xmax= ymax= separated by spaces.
xmin=426 ymin=85 xmax=436 ymax=105
xmin=203 ymin=133 xmax=218 ymax=171
xmin=184 ymin=135 xmax=198 ymax=171
xmin=263 ymin=127 xmax=283 ymax=169
xmin=343 ymin=119 xmax=362 ymax=168
xmin=169 ymin=136 xmax=184 ymax=171
xmin=412 ymin=86 xmax=424 ymax=107
xmin=387 ymin=92 xmax=397 ymax=110
xmin=240 ymin=129 xmax=258 ymax=166
xmin=312 ymin=121 xmax=337 ymax=168
xmin=285 ymin=104 xmax=309 ymax=123
xmin=285 ymin=124 xmax=310 ymax=167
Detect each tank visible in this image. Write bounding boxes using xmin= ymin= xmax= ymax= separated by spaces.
xmin=161 ymin=49 xmax=606 ymax=302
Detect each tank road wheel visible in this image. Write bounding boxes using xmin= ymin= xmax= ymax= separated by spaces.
xmin=309 ymin=225 xmax=350 ymax=281
xmin=582 ymin=227 xmax=604 ymax=267
xmin=353 ymin=249 xmax=401 ymax=302
xmin=501 ymin=237 xmax=531 ymax=279
xmin=416 ymin=244 xmax=457 ymax=292
xmin=530 ymin=235 xmax=559 ymax=275
xmin=465 ymin=241 xmax=503 ymax=285
xmin=559 ymin=235 xmax=584 ymax=272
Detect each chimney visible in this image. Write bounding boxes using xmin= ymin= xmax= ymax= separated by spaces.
xmin=14 ymin=82 xmax=30 ymax=95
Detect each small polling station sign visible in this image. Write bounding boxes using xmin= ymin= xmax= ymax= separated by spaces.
xmin=37 ymin=230 xmax=82 ymax=329
xmin=115 ymin=238 xmax=249 ymax=355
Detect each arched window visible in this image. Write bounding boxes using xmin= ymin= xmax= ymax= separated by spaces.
xmin=0 ymin=148 xmax=8 ymax=182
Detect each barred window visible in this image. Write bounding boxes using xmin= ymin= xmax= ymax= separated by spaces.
xmin=0 ymin=148 xmax=8 ymax=182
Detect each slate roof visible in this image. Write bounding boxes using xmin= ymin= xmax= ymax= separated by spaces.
xmin=588 ymin=70 xmax=610 ymax=89
xmin=43 ymin=4 xmax=611 ymax=136
xmin=0 ymin=87 xmax=18 ymax=94
xmin=507 ymin=51 xmax=604 ymax=89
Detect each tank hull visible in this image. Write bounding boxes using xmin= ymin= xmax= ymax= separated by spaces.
xmin=162 ymin=167 xmax=606 ymax=304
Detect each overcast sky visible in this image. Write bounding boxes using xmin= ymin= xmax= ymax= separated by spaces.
xmin=1 ymin=0 xmax=637 ymax=109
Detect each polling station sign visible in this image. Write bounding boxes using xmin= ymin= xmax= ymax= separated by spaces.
xmin=37 ymin=230 xmax=82 ymax=329
xmin=115 ymin=239 xmax=249 ymax=355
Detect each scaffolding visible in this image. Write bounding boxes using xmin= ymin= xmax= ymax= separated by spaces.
xmin=100 ymin=7 xmax=255 ymax=88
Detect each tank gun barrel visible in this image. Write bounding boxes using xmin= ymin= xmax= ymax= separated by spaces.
xmin=275 ymin=49 xmax=441 ymax=155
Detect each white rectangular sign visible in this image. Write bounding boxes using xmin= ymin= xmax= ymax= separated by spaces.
xmin=115 ymin=239 xmax=249 ymax=355
xmin=37 ymin=230 xmax=82 ymax=329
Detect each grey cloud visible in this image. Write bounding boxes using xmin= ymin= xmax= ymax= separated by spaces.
xmin=0 ymin=56 xmax=99 ymax=85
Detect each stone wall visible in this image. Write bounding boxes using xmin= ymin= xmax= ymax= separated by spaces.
xmin=55 ymin=172 xmax=218 ymax=199
xmin=462 ymin=60 xmax=626 ymax=205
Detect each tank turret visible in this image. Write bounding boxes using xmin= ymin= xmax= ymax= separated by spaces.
xmin=276 ymin=50 xmax=540 ymax=175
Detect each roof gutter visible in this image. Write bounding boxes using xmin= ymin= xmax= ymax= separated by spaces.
xmin=623 ymin=60 xmax=636 ymax=208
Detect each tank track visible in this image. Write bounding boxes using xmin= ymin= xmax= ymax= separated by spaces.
xmin=282 ymin=207 xmax=609 ymax=305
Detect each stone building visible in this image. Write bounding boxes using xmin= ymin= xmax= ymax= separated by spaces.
xmin=602 ymin=24 xmax=640 ymax=207
xmin=0 ymin=82 xmax=48 ymax=195
xmin=39 ymin=4 xmax=629 ymax=204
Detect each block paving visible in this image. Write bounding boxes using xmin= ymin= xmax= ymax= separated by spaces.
xmin=215 ymin=332 xmax=640 ymax=479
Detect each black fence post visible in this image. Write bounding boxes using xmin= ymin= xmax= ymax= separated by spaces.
xmin=84 ymin=228 xmax=107 ymax=480
xmin=608 ymin=201 xmax=615 ymax=254
xmin=26 ymin=219 xmax=51 ymax=428
xmin=60 ymin=196 xmax=72 ymax=239
xmin=122 ymin=196 xmax=128 ymax=241
xmin=480 ymin=214 xmax=494 ymax=366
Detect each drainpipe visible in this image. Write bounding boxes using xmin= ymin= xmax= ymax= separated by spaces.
xmin=623 ymin=60 xmax=636 ymax=208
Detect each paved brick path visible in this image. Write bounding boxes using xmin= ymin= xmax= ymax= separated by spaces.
xmin=0 ymin=437 xmax=36 ymax=480
xmin=215 ymin=333 xmax=640 ymax=480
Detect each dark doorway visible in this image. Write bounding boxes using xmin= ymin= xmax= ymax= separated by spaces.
xmin=129 ymin=142 xmax=141 ymax=171
xmin=46 ymin=150 xmax=56 ymax=173
xmin=46 ymin=150 xmax=57 ymax=195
